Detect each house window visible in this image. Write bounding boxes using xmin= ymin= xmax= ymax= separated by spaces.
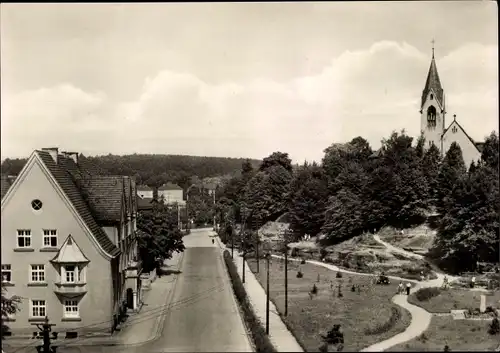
xmin=62 ymin=265 xmax=84 ymax=283
xmin=31 ymin=300 xmax=46 ymax=318
xmin=30 ymin=265 xmax=45 ymax=283
xmin=31 ymin=199 xmax=43 ymax=211
xmin=65 ymin=265 xmax=76 ymax=283
xmin=1 ymin=264 xmax=12 ymax=283
xmin=43 ymin=229 xmax=58 ymax=247
xmin=63 ymin=300 xmax=79 ymax=318
xmin=452 ymin=126 xmax=458 ymax=134
xmin=17 ymin=230 xmax=32 ymax=248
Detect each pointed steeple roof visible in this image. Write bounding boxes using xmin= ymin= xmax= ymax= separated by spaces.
xmin=421 ymin=52 xmax=444 ymax=109
xmin=51 ymin=234 xmax=90 ymax=264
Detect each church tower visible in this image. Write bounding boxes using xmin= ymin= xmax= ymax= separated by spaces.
xmin=420 ymin=43 xmax=446 ymax=153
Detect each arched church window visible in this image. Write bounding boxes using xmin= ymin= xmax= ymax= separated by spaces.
xmin=427 ymin=106 xmax=437 ymax=128
xmin=452 ymin=126 xmax=458 ymax=133
xmin=430 ymin=94 xmax=434 ymax=100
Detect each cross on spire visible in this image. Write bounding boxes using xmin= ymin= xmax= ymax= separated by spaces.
xmin=431 ymin=39 xmax=435 ymax=58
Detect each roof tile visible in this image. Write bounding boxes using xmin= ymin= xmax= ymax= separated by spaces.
xmin=36 ymin=150 xmax=120 ymax=257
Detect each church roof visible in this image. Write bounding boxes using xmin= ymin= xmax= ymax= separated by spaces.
xmin=51 ymin=234 xmax=90 ymax=264
xmin=421 ymin=55 xmax=444 ymax=109
xmin=442 ymin=119 xmax=481 ymax=155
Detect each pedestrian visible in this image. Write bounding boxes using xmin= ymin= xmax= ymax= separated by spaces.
xmin=406 ymin=282 xmax=411 ymax=295
xmin=471 ymin=276 xmax=476 ymax=288
xmin=398 ymin=282 xmax=404 ymax=294
xmin=420 ymin=271 xmax=425 ymax=281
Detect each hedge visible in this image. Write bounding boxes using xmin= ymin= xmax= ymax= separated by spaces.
xmin=223 ymin=250 xmax=277 ymax=353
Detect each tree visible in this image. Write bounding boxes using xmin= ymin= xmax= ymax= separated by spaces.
xmin=288 ymin=163 xmax=329 ymax=237
xmin=259 ymin=152 xmax=293 ymax=173
xmin=431 ymin=162 xmax=499 ymax=273
xmin=422 ymin=143 xmax=442 ymax=203
xmin=436 ymin=142 xmax=466 ymax=215
xmin=481 ymin=131 xmax=499 ymax=171
xmin=137 ymin=202 xmax=186 ymax=273
xmin=415 ymin=133 xmax=426 ymax=159
xmin=244 ymin=165 xmax=292 ymax=228
xmin=368 ymin=131 xmax=429 ymax=228
xmin=1 ymin=286 xmax=21 ymax=337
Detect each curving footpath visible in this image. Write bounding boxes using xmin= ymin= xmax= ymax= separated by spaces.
xmin=273 ymin=235 xmax=459 ymax=352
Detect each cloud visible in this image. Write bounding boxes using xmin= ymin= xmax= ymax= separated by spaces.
xmin=1 ymin=41 xmax=497 ymax=162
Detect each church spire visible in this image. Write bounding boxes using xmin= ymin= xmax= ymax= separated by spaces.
xmin=421 ymin=41 xmax=444 ymax=109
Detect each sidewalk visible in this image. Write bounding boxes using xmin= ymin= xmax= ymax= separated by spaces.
xmin=3 ymin=252 xmax=184 ymax=349
xmin=216 ymin=237 xmax=304 ymax=352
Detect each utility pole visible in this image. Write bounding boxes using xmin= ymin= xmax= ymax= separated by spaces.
xmin=256 ymin=234 xmax=260 ymax=273
xmin=284 ymin=229 xmax=289 ymax=316
xmin=231 ymin=225 xmax=234 ymax=259
xmin=212 ymin=189 xmax=216 ymax=230
xmin=32 ymin=316 xmax=57 ymax=353
xmin=242 ymin=251 xmax=246 ymax=283
xmin=266 ymin=253 xmax=270 ymax=335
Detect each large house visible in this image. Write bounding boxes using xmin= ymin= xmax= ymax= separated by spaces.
xmin=1 ymin=148 xmax=142 ymax=337
xmin=158 ymin=183 xmax=185 ymax=206
xmin=136 ymin=185 xmax=153 ymax=199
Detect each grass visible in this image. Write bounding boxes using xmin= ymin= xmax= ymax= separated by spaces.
xmin=408 ymin=288 xmax=500 ymax=313
xmin=246 ymin=257 xmax=412 ymax=352
xmin=486 ymin=291 xmax=500 ymax=308
xmin=387 ymin=316 xmax=500 ymax=351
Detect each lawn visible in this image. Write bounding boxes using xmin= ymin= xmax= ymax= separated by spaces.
xmin=408 ymin=288 xmax=500 ymax=313
xmin=246 ymin=257 xmax=412 ymax=352
xmin=387 ymin=316 xmax=500 ymax=351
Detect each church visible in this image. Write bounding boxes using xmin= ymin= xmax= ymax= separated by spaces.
xmin=420 ymin=46 xmax=484 ymax=168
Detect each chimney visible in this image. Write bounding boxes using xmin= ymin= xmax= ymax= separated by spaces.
xmin=41 ymin=148 xmax=59 ymax=163
xmin=67 ymin=152 xmax=79 ymax=164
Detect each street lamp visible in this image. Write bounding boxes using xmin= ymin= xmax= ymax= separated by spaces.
xmin=265 ymin=252 xmax=271 ymax=335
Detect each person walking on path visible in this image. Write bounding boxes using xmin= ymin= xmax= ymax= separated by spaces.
xmin=406 ymin=282 xmax=411 ymax=295
xmin=398 ymin=282 xmax=404 ymax=294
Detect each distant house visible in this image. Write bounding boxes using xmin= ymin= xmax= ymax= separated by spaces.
xmin=137 ymin=185 xmax=153 ymax=199
xmin=1 ymin=148 xmax=142 ymax=337
xmin=158 ymin=183 xmax=185 ymax=206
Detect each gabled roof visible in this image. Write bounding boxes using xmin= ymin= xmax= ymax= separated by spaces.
xmin=442 ymin=119 xmax=481 ymax=154
xmin=158 ymin=182 xmax=182 ymax=191
xmin=0 ymin=175 xmax=14 ymax=200
xmin=51 ymin=234 xmax=90 ymax=264
xmin=137 ymin=185 xmax=153 ymax=191
xmin=421 ymin=55 xmax=444 ymax=109
xmin=77 ymin=176 xmax=124 ymax=223
xmin=36 ymin=150 xmax=120 ymax=257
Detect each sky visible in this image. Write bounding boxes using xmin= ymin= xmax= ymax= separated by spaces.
xmin=1 ymin=2 xmax=498 ymax=163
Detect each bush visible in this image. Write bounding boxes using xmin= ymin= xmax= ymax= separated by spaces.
xmin=336 ymin=272 xmax=343 ymax=279
xmin=488 ymin=317 xmax=499 ymax=335
xmin=364 ymin=307 xmax=402 ymax=335
xmin=222 ymin=250 xmax=277 ymax=352
xmin=297 ymin=271 xmax=304 ymax=278
xmin=311 ymin=284 xmax=318 ymax=295
xmin=301 ymin=259 xmax=306 ymax=264
xmin=351 ymin=285 xmax=356 ymax=292
xmin=414 ymin=287 xmax=441 ymax=302
xmin=444 ymin=344 xmax=451 ymax=351
xmin=320 ymin=248 xmax=328 ymax=259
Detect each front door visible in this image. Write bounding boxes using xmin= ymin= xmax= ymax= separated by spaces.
xmin=126 ymin=288 xmax=134 ymax=309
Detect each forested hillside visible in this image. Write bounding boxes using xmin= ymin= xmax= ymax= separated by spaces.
xmin=1 ymin=154 xmax=261 ymax=189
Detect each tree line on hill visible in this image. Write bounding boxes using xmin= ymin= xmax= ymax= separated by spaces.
xmin=215 ymin=130 xmax=499 ymax=274
xmin=0 ymin=154 xmax=261 ymax=190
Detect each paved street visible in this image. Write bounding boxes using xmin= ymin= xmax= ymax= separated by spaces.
xmin=133 ymin=228 xmax=252 ymax=352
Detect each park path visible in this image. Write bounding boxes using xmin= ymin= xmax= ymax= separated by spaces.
xmin=273 ymin=234 xmax=459 ymax=352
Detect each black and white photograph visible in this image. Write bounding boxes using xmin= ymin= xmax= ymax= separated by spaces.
xmin=1 ymin=2 xmax=498 ymax=353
